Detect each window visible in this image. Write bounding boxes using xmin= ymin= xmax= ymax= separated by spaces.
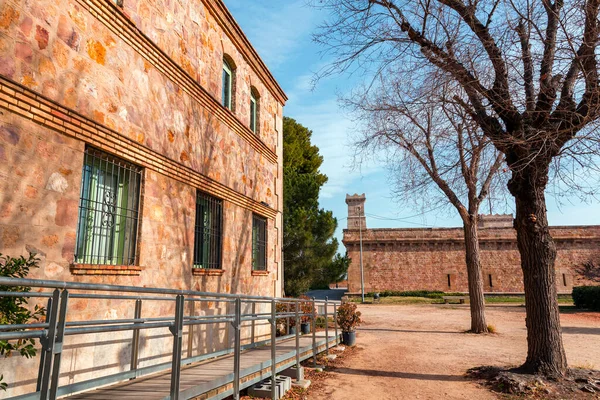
xmin=193 ymin=192 xmax=223 ymax=270
xmin=252 ymin=214 xmax=267 ymax=271
xmin=222 ymin=58 xmax=233 ymax=110
xmin=114 ymin=0 xmax=123 ymax=6
xmin=250 ymin=93 xmax=257 ymax=133
xmin=488 ymin=274 xmax=493 ymax=288
xmin=250 ymin=88 xmax=259 ymax=134
xmin=447 ymin=274 xmax=452 ymax=288
xmin=75 ymin=148 xmax=142 ymax=265
xmin=562 ymin=273 xmax=567 ymax=287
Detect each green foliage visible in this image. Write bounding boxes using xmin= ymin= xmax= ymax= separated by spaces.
xmin=283 ymin=117 xmax=338 ymax=296
xmin=572 ymin=286 xmax=600 ymax=311
xmin=336 ymin=302 xmax=362 ymax=332
xmin=0 ymin=253 xmax=46 ymax=355
xmin=312 ymin=253 xmax=350 ymax=290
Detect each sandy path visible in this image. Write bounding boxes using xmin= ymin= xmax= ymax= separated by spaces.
xmin=311 ymin=304 xmax=600 ymax=400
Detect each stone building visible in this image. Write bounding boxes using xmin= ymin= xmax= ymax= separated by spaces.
xmin=343 ymin=194 xmax=600 ymax=295
xmin=0 ymin=0 xmax=285 ymax=395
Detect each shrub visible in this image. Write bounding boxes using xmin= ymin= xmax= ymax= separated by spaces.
xmin=298 ymin=295 xmax=314 ymax=324
xmin=572 ymin=286 xmax=600 ymax=311
xmin=0 ymin=253 xmax=46 ymax=391
xmin=336 ymin=302 xmax=362 ymax=332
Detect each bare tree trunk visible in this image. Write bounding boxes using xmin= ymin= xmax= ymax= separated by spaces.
xmin=463 ymin=217 xmax=488 ymax=333
xmin=509 ymin=165 xmax=568 ymax=377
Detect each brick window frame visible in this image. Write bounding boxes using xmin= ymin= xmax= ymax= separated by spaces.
xmin=192 ymin=191 xmax=225 ymax=276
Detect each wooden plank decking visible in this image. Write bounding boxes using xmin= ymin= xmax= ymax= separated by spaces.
xmin=66 ymin=332 xmax=338 ymax=400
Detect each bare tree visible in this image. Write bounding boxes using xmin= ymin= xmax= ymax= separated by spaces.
xmin=349 ymin=77 xmax=506 ymax=333
xmin=313 ymin=0 xmax=600 ymax=376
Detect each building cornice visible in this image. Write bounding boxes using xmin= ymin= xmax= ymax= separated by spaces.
xmin=203 ymin=0 xmax=288 ymax=104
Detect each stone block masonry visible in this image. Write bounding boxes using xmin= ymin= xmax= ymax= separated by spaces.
xmin=0 ymin=0 xmax=285 ymax=396
xmin=342 ymin=195 xmax=600 ymax=295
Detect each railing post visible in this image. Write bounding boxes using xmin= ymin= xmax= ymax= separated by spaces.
xmin=39 ymin=289 xmax=60 ymax=400
xmin=311 ymin=297 xmax=316 ymax=368
xmin=270 ymin=299 xmax=277 ymax=400
xmin=286 ymin=302 xmax=290 ymax=335
xmin=187 ymin=299 xmax=194 ymax=359
xmin=251 ymin=301 xmax=256 ymax=344
xmin=169 ymin=294 xmax=185 ymax=400
xmin=36 ymin=296 xmax=53 ymax=392
xmin=325 ymin=297 xmax=329 ymax=355
xmin=295 ymin=300 xmax=300 ymax=382
xmin=130 ymin=298 xmax=142 ymax=376
xmin=232 ymin=297 xmax=242 ymax=400
xmin=334 ymin=303 xmax=339 ymax=345
xmin=48 ymin=290 xmax=69 ymax=400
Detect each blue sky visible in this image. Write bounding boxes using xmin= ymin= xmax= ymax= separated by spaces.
xmin=223 ymin=0 xmax=600 ymax=248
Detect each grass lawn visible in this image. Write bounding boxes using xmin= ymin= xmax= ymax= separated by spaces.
xmin=351 ymin=295 xmax=574 ymax=305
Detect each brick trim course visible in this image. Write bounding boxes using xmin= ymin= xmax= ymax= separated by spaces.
xmin=0 ymin=76 xmax=277 ymax=221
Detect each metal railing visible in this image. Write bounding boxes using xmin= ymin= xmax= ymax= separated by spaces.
xmin=0 ymin=277 xmax=340 ymax=400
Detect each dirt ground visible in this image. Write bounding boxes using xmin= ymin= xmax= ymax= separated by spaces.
xmin=310 ymin=304 xmax=600 ymax=400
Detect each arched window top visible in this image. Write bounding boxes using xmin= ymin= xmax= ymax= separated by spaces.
xmin=222 ymin=55 xmax=236 ymax=110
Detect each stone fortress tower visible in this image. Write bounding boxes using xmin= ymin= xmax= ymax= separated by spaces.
xmin=345 ymin=193 xmax=366 ymax=230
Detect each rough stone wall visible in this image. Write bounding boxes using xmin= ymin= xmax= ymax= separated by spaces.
xmin=343 ymin=226 xmax=600 ymax=295
xmin=0 ymin=0 xmax=282 ymax=396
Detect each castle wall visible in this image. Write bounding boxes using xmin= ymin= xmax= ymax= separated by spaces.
xmin=343 ymin=226 xmax=600 ymax=295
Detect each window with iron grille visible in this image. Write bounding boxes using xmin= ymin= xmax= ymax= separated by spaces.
xmin=193 ymin=191 xmax=223 ymax=269
xmin=252 ymin=214 xmax=267 ymax=271
xmin=75 ymin=147 xmax=142 ymax=265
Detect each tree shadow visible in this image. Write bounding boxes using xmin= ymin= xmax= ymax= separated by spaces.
xmin=335 ymin=367 xmax=466 ymax=382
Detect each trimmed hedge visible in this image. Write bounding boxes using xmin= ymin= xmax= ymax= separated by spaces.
xmin=365 ymin=290 xmax=465 ymax=299
xmin=572 ymin=286 xmax=600 ymax=311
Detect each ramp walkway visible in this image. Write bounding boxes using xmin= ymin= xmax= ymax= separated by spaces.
xmin=0 ymin=278 xmax=342 ymax=400
xmin=67 ymin=332 xmax=337 ymax=400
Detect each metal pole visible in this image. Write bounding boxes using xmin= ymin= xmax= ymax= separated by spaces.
xmin=39 ymin=289 xmax=60 ymax=400
xmin=294 ymin=300 xmax=300 ymax=381
xmin=324 ymin=297 xmax=329 ymax=355
xmin=130 ymin=299 xmax=142 ymax=375
xmin=232 ymin=298 xmax=242 ymax=400
xmin=334 ymin=303 xmax=339 ymax=345
xmin=286 ymin=302 xmax=289 ymax=335
xmin=187 ymin=300 xmax=194 ymax=359
xmin=311 ymin=297 xmax=316 ymax=368
xmin=36 ymin=296 xmax=53 ymax=392
xmin=359 ymin=220 xmax=365 ymax=303
xmin=169 ymin=295 xmax=185 ymax=400
xmin=49 ymin=290 xmax=69 ymax=400
xmin=270 ymin=299 xmax=277 ymax=400
xmin=251 ymin=302 xmax=256 ymax=344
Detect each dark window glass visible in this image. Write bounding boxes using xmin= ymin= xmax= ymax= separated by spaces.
xmin=252 ymin=214 xmax=267 ymax=271
xmin=75 ymin=148 xmax=142 ymax=265
xmin=193 ymin=192 xmax=223 ymax=269
xmin=222 ymin=60 xmax=232 ymax=109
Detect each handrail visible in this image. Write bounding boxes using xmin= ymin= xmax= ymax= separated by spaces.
xmin=0 ymin=277 xmax=342 ymax=400
xmin=0 ymin=277 xmax=340 ymax=303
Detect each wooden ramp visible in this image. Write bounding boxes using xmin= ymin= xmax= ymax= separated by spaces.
xmin=66 ymin=333 xmax=338 ymax=400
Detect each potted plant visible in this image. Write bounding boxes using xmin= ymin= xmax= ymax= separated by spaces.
xmin=276 ymin=301 xmax=298 ymax=335
xmin=298 ymin=295 xmax=313 ymax=334
xmin=336 ymin=302 xmax=362 ymax=346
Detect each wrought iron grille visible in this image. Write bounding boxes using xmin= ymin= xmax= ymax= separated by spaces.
xmin=193 ymin=191 xmax=223 ymax=269
xmin=75 ymin=147 xmax=142 ymax=265
xmin=252 ymin=214 xmax=267 ymax=271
